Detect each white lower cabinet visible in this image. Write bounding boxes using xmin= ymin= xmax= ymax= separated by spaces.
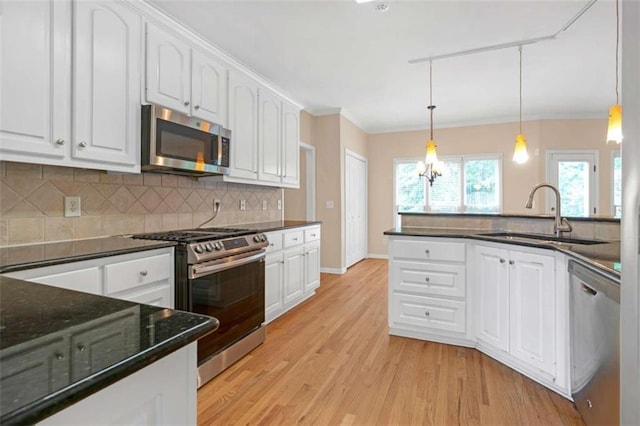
xmin=264 ymin=225 xmax=321 ymax=323
xmin=4 ymin=248 xmax=175 ymax=309
xmin=388 ymin=236 xmax=569 ymax=399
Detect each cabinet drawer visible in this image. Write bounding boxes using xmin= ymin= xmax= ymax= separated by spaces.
xmin=304 ymin=227 xmax=321 ymax=243
xmin=391 ymin=293 xmax=466 ymax=334
xmin=5 ymin=266 xmax=102 ymax=295
xmin=264 ymin=231 xmax=283 ymax=253
xmin=392 ymin=239 xmax=465 ymax=262
xmin=104 ymin=253 xmax=171 ymax=295
xmin=392 ymin=261 xmax=466 ymax=298
xmin=112 ymin=283 xmax=173 ymax=308
xmin=283 ymin=230 xmax=304 ymax=248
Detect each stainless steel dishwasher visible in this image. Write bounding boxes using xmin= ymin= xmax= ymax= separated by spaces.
xmin=569 ymin=260 xmax=620 ymax=426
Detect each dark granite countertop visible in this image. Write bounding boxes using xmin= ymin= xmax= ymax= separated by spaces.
xmin=236 ymin=220 xmax=322 ymax=233
xmin=0 ymin=237 xmax=176 ymax=274
xmin=0 ymin=275 xmax=218 ymax=425
xmin=384 ymin=227 xmax=620 ymax=278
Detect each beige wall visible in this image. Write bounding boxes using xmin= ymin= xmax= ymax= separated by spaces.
xmin=368 ymin=118 xmax=619 ymax=256
xmin=0 ymin=161 xmax=282 ymax=246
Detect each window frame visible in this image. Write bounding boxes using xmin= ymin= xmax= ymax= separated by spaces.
xmin=611 ymin=149 xmax=622 ymax=218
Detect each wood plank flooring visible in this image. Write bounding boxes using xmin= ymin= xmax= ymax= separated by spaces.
xmin=198 ymin=259 xmax=584 ymax=425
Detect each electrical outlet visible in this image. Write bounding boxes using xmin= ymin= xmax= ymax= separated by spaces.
xmin=239 ymin=199 xmax=246 ymax=211
xmin=277 ymin=199 xmax=282 ymax=210
xmin=262 ymin=200 xmax=267 ymax=210
xmin=64 ymin=196 xmax=81 ymax=217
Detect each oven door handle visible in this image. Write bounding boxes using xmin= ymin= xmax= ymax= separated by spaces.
xmin=190 ymin=250 xmax=265 ymax=279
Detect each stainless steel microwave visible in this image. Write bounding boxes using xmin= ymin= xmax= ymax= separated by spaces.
xmin=141 ymin=104 xmax=231 ymax=176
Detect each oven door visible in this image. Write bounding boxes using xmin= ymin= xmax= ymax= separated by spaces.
xmin=187 ymin=250 xmax=265 ymax=363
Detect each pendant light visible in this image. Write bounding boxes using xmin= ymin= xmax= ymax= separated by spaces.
xmin=417 ymin=61 xmax=442 ymax=186
xmin=513 ymin=45 xmax=529 ymax=164
xmin=607 ymin=0 xmax=622 ymax=144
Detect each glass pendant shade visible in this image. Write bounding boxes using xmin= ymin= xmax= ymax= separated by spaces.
xmin=607 ymin=104 xmax=623 ymax=144
xmin=425 ymin=140 xmax=438 ymax=164
xmin=513 ymin=133 xmax=529 ymax=164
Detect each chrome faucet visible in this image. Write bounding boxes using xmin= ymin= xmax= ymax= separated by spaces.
xmin=525 ymin=183 xmax=572 ymax=237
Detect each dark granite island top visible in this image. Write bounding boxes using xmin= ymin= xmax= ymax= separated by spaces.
xmin=0 ymin=275 xmax=219 ymax=425
xmin=384 ymin=227 xmax=620 ymax=278
xmin=235 ymin=220 xmax=322 ymax=233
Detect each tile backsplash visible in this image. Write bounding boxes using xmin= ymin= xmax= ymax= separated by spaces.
xmin=0 ymin=162 xmax=282 ymax=246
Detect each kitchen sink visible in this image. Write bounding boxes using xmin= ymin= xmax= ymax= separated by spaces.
xmin=480 ymin=232 xmax=607 ymax=246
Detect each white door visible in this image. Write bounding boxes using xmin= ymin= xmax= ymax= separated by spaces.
xmin=265 ymin=253 xmax=284 ymax=322
xmin=191 ymin=51 xmax=227 ymax=125
xmin=145 ymin=24 xmax=190 ymax=114
xmin=0 ymin=0 xmax=71 ymax=162
xmin=475 ymin=245 xmax=510 ymax=352
xmin=227 ymin=70 xmax=258 ymax=180
xmin=73 ymin=1 xmax=140 ymax=171
xmin=546 ymin=150 xmax=598 ymax=217
xmin=283 ymin=247 xmax=304 ymax=305
xmin=257 ymin=88 xmax=281 ymax=183
xmin=508 ymin=250 xmax=556 ymax=377
xmin=345 ymin=151 xmax=367 ymax=268
xmin=303 ymin=243 xmax=320 ymax=294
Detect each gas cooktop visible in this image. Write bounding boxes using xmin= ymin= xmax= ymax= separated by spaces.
xmin=131 ymin=227 xmax=256 ymax=243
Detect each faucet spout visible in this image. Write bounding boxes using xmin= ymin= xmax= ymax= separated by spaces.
xmin=525 ymin=183 xmax=572 ymax=237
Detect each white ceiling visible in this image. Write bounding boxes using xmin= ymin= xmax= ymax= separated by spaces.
xmin=147 ymin=0 xmax=618 ymax=134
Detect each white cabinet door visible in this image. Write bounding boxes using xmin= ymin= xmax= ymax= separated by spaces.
xmin=191 ymin=51 xmax=227 ymax=125
xmin=303 ymin=242 xmax=320 ymax=294
xmin=73 ymin=1 xmax=140 ymax=171
xmin=508 ymin=250 xmax=556 ymax=376
xmin=283 ymin=246 xmax=304 ymax=305
xmin=265 ymin=252 xmax=284 ymax=322
xmin=475 ymin=245 xmax=510 ymax=352
xmin=258 ymin=88 xmax=282 ymax=183
xmin=228 ymin=70 xmax=258 ymax=180
xmin=145 ymin=24 xmax=190 ymax=114
xmin=281 ymin=101 xmax=300 ymax=187
xmin=0 ymin=0 xmax=71 ymax=162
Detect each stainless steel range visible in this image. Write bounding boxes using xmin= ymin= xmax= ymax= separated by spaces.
xmin=132 ymin=227 xmax=268 ymax=387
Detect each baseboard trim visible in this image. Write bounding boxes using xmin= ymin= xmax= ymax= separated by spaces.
xmin=320 ymin=267 xmax=347 ymax=275
xmin=367 ymin=253 xmax=388 ymax=259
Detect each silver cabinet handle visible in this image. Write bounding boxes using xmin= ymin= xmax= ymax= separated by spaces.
xmin=194 ymin=105 xmax=200 ymax=110
xmin=509 ymin=260 xmax=515 ymax=265
xmin=424 ymin=311 xmax=430 ymax=317
xmin=55 ymin=138 xmax=65 ymax=145
xmin=311 ymin=234 xmax=316 ymax=237
xmin=424 ymin=249 xmax=430 ymax=255
xmin=79 ymin=141 xmax=87 ymax=148
xmin=270 ymin=243 xmax=274 ymax=247
xmin=77 ymin=344 xmax=86 ymax=352
xmin=499 ymin=258 xmax=506 ymax=263
xmin=184 ymin=101 xmax=190 ymax=107
xmin=54 ymin=352 xmax=65 ymax=360
xmin=292 ymin=237 xmax=298 ymax=241
xmin=140 ymin=270 xmax=148 ymax=276
xmin=424 ymin=277 xmax=430 ymax=282
xmin=280 ymin=260 xmax=285 ymax=264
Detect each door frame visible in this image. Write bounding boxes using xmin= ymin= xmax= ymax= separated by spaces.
xmin=344 ymin=149 xmax=368 ymax=268
xmin=300 ymin=142 xmax=316 ymax=221
xmin=544 ymin=149 xmax=599 ymax=216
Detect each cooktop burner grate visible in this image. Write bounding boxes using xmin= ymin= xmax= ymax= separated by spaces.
xmin=131 ymin=227 xmax=256 ymax=243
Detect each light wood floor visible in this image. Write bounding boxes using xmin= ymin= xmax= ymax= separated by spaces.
xmin=198 ymin=259 xmax=584 ymax=425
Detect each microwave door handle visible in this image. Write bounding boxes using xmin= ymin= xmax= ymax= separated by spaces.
xmin=190 ymin=251 xmax=265 ymax=279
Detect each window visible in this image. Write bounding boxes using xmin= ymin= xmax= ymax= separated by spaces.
xmin=612 ymin=150 xmax=621 ymax=217
xmin=394 ymin=155 xmax=502 ymax=223
xmin=546 ymin=150 xmax=597 ymax=217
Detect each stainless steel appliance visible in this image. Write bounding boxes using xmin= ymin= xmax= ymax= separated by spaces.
xmin=569 ymin=260 xmax=620 ymax=425
xmin=132 ymin=228 xmax=268 ymax=387
xmin=141 ymin=104 xmax=231 ymax=176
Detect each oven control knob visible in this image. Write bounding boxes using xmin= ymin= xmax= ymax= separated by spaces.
xmin=214 ymin=242 xmax=223 ymax=250
xmin=260 ymin=234 xmax=267 ymax=242
xmin=194 ymin=244 xmax=204 ymax=254
xmin=205 ymin=243 xmax=213 ymax=252
xmin=253 ymin=235 xmax=261 ymax=243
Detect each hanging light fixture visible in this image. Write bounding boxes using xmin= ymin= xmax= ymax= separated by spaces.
xmin=417 ymin=61 xmax=442 ymax=186
xmin=513 ymin=45 xmax=529 ymax=164
xmin=607 ymin=0 xmax=622 ymax=144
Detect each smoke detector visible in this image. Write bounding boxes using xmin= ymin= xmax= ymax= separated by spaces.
xmin=375 ymin=3 xmax=390 ymax=12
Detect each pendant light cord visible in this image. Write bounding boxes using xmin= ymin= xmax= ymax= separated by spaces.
xmin=519 ymin=45 xmax=523 ymax=134
xmin=615 ymin=0 xmax=619 ymax=104
xmin=429 ymin=60 xmax=434 ymax=141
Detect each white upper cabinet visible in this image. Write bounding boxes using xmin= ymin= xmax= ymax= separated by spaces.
xmin=73 ymin=1 xmax=141 ymax=168
xmin=191 ymin=51 xmax=227 ymax=126
xmin=281 ymin=101 xmax=300 ymax=186
xmin=0 ymin=0 xmax=71 ymax=161
xmin=228 ymin=69 xmax=259 ymax=180
xmin=258 ymin=88 xmax=282 ymax=183
xmin=145 ymin=24 xmax=228 ymax=126
xmin=0 ymin=0 xmax=141 ymax=173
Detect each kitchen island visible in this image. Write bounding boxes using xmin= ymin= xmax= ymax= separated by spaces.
xmin=0 ymin=275 xmax=218 ymax=425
